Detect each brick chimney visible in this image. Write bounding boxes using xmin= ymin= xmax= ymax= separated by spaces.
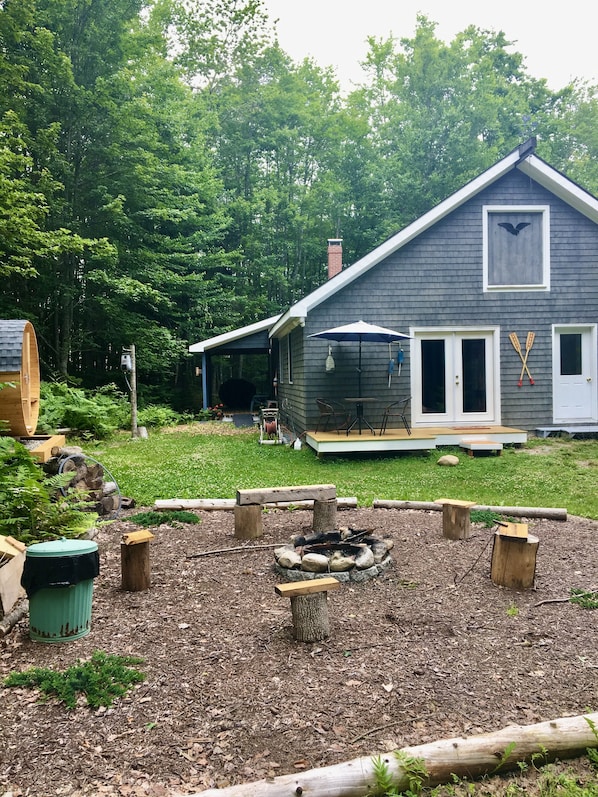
xmin=327 ymin=239 xmax=343 ymax=279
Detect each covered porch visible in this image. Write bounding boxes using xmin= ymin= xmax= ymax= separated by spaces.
xmin=304 ymin=425 xmax=527 ymax=456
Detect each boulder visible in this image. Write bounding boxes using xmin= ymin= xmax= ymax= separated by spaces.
xmin=300 ymin=553 xmax=329 ymax=573
xmin=437 ymin=454 xmax=459 ymax=466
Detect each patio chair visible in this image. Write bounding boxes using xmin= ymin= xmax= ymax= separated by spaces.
xmin=380 ymin=397 xmax=411 ymax=435
xmin=315 ymin=398 xmax=351 ymax=433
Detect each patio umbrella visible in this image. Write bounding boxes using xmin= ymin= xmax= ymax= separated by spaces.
xmin=308 ymin=320 xmax=410 ymax=397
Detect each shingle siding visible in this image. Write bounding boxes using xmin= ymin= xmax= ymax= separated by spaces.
xmin=278 ymin=168 xmax=598 ymax=432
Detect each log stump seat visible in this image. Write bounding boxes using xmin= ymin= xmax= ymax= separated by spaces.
xmin=275 ymin=576 xmax=341 ymax=642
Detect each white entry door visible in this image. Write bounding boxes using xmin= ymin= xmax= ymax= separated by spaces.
xmin=553 ymin=326 xmax=597 ymax=422
xmin=412 ymin=329 xmax=498 ymax=425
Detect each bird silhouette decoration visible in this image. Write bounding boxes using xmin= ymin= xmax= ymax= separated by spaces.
xmin=498 ymin=221 xmax=531 ymax=236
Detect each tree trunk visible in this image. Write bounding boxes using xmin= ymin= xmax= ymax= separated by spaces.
xmin=290 ymin=593 xmax=330 ymax=642
xmin=185 ymin=712 xmax=598 ymax=797
xmin=312 ymin=498 xmax=337 ymax=533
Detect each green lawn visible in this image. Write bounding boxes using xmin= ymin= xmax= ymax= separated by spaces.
xmin=88 ymin=426 xmax=598 ymax=519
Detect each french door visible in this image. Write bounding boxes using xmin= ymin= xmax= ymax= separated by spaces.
xmin=553 ymin=325 xmax=597 ymax=422
xmin=412 ymin=329 xmax=498 ymax=425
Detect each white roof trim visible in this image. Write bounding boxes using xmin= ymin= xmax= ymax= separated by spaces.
xmin=189 ymin=314 xmax=281 ymax=353
xmin=518 ymin=155 xmax=598 ymax=222
xmin=270 ymin=147 xmax=598 ymax=337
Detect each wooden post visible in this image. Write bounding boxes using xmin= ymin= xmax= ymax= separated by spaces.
xmin=121 ymin=530 xmax=154 ymax=591
xmin=491 ymin=523 xmax=539 ymax=589
xmin=275 ymin=577 xmax=341 ymax=642
xmin=130 ymin=344 xmax=138 ymax=438
xmin=312 ymin=497 xmax=337 ymax=532
xmin=434 ymin=498 xmax=477 ymax=540
xmin=234 ymin=504 xmax=263 ymax=539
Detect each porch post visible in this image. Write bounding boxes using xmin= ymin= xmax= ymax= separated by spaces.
xmin=202 ymin=352 xmax=208 ymax=409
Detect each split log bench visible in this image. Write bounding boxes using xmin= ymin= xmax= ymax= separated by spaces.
xmin=235 ymin=484 xmax=338 ymax=540
xmin=275 ymin=576 xmax=341 ymax=642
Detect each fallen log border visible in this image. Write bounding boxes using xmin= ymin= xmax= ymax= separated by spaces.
xmin=0 ymin=598 xmax=28 ymax=637
xmin=373 ymin=499 xmax=567 ymax=521
xmin=179 ymin=712 xmax=597 ymax=797
xmin=154 ymin=498 xmax=358 ymax=511
xmin=154 ymin=498 xmax=565 ymax=520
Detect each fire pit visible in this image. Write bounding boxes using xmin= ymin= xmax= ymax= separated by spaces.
xmin=274 ymin=528 xmax=393 ymax=583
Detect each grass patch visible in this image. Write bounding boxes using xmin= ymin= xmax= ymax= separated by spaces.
xmin=569 ymin=588 xmax=598 ymax=609
xmin=87 ymin=428 xmax=598 ymax=519
xmin=3 ymin=651 xmax=145 ymax=709
xmin=129 ymin=509 xmax=199 ymax=527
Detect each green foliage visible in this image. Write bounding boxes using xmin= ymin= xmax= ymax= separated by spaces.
xmin=372 ymin=751 xmax=429 ymax=796
xmin=136 ymin=404 xmax=184 ymax=429
xmin=3 ymin=651 xmax=145 ymax=710
xmin=470 ymin=509 xmax=502 ymax=527
xmin=37 ymin=382 xmax=130 ymax=439
xmin=570 ymin=589 xmax=598 ymax=610
xmin=0 ymin=437 xmax=97 ymax=544
xmin=130 ymin=510 xmax=199 ymax=527
xmin=372 ymin=755 xmax=399 ymax=796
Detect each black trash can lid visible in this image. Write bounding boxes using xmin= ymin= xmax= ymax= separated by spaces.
xmin=22 ymin=538 xmax=99 ymax=598
xmin=26 ymin=538 xmax=98 ymax=558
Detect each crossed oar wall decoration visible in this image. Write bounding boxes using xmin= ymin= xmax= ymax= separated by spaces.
xmin=509 ymin=331 xmax=535 ymax=386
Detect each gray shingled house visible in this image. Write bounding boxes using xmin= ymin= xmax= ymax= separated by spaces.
xmin=191 ymin=140 xmax=598 ymax=455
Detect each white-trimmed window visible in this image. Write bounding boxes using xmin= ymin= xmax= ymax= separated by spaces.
xmin=483 ymin=205 xmax=550 ymax=291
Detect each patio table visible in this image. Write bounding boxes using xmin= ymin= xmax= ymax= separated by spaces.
xmin=344 ymin=397 xmax=377 ymax=435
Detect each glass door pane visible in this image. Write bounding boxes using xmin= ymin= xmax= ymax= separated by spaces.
xmin=421 ymin=339 xmax=445 ymax=414
xmin=560 ymin=333 xmax=582 ymax=375
xmin=462 ymin=338 xmax=487 ymax=413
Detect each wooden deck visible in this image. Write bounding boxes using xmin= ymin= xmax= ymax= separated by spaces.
xmin=304 ymin=425 xmax=527 ymax=456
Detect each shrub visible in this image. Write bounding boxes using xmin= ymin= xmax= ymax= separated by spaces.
xmin=136 ymin=404 xmax=182 ymax=428
xmin=38 ymin=382 xmax=130 ymax=439
xmin=3 ymin=651 xmax=145 ymax=709
xmin=0 ymin=437 xmax=97 ymax=544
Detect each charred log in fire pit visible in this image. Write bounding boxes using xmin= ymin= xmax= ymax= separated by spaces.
xmin=274 ymin=528 xmax=393 ymax=583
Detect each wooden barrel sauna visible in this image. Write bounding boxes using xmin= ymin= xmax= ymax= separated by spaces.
xmin=0 ymin=320 xmax=40 ymax=437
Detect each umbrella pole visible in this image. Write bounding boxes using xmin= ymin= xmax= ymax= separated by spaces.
xmin=358 ymin=340 xmax=362 ymax=397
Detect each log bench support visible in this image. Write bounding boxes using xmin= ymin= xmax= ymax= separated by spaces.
xmin=491 ymin=522 xmax=539 ymax=589
xmin=121 ymin=530 xmax=154 ymax=591
xmin=275 ymin=576 xmax=341 ymax=642
xmin=235 ymin=484 xmax=337 ymax=540
xmin=434 ymin=498 xmax=477 ymax=540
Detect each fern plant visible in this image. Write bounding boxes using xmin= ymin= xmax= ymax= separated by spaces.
xmin=0 ymin=437 xmax=97 ymax=544
xmin=372 ymin=751 xmax=429 ymax=796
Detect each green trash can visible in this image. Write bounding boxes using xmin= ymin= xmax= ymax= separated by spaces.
xmin=21 ymin=538 xmax=100 ymax=643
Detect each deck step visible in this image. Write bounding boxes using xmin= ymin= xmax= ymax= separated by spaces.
xmin=536 ymin=426 xmax=598 ymax=438
xmin=459 ymin=438 xmax=503 ymax=456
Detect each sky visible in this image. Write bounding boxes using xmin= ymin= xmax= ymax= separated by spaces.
xmin=261 ymin=0 xmax=597 ymax=92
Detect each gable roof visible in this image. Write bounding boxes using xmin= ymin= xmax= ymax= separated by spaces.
xmin=189 ymin=315 xmax=281 ymax=353
xmin=270 ymin=140 xmax=598 ymax=338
